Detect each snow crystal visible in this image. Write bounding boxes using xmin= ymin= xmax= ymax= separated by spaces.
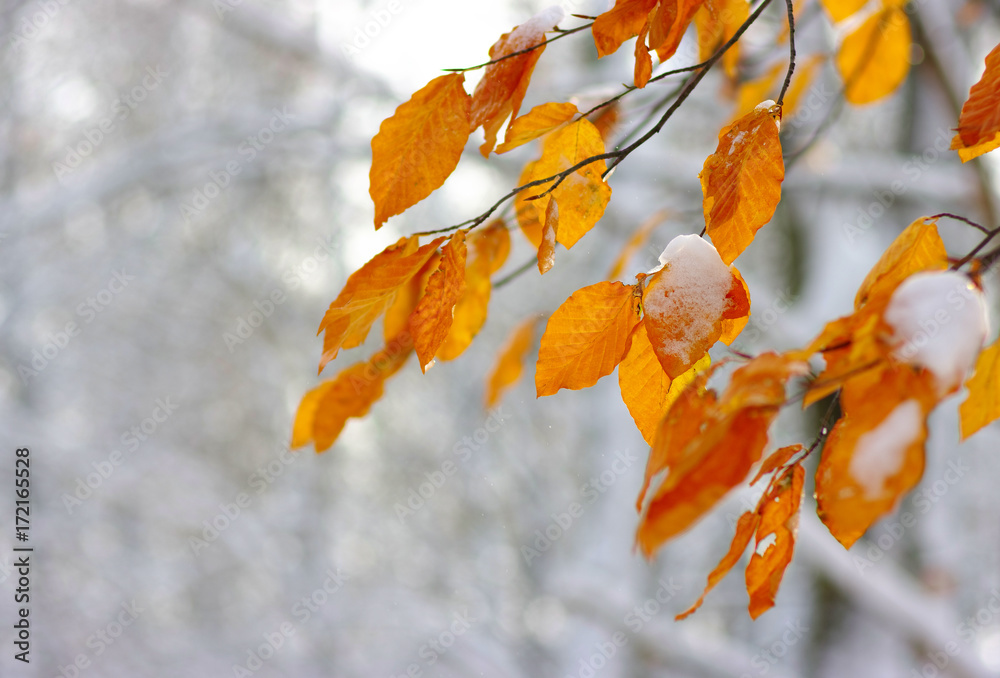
xmin=849 ymin=400 xmax=923 ymax=500
xmin=505 ymin=6 xmax=564 ymax=50
xmin=884 ymin=271 xmax=989 ymax=394
xmin=728 ymin=130 xmax=746 ymax=156
xmin=645 ymin=235 xmax=733 ymax=367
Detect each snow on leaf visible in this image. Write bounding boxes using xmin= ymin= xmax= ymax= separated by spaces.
xmin=516 ymin=119 xmax=613 ymax=250
xmin=960 ymin=338 xmax=1000 ymax=439
xmin=884 ymin=271 xmax=988 ymax=396
xmin=642 ymin=235 xmax=749 ymax=379
xmin=746 ymin=463 xmax=803 ymax=619
xmin=437 ymin=222 xmax=509 ymax=361
xmin=370 ymin=74 xmax=471 ymax=229
xmin=318 ymin=236 xmax=444 ymax=372
xmin=815 ymin=364 xmax=937 ymax=548
xmin=837 ymin=7 xmax=911 ymax=105
xmin=951 ymin=40 xmax=1000 ymax=162
xmin=471 ymin=7 xmax=564 ymax=156
xmin=485 ymin=316 xmax=540 ymax=408
xmin=495 ymin=102 xmax=579 ymax=154
xmin=676 ymin=511 xmax=760 ymax=620
xmin=538 ymin=198 xmax=558 ymax=274
xmin=409 ymin=230 xmax=468 ymax=371
xmin=701 ymin=101 xmax=784 ymax=265
xmin=854 ymin=217 xmax=948 ymax=309
xmin=535 ymin=281 xmax=641 ymax=397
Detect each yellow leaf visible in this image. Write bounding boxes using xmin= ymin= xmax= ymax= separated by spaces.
xmin=695 ymin=0 xmax=748 ymax=78
xmin=370 ymin=74 xmax=471 ymax=229
xmin=837 ymin=8 xmax=911 ymax=105
xmin=516 ymin=119 xmax=613 ymax=250
xmin=951 ymin=40 xmax=1000 ymax=162
xmin=781 ymin=54 xmax=826 ymax=119
xmin=409 ymin=231 xmax=468 ymax=371
xmin=819 ymin=0 xmax=866 ymax=22
xmin=485 ymin=317 xmax=540 ymax=408
xmin=538 ymin=198 xmax=558 ymax=275
xmin=536 ymin=281 xmax=641 ymax=396
xmin=734 ymin=64 xmax=783 ymax=119
xmin=496 ymin=102 xmax=579 ymax=154
xmin=854 ymin=217 xmax=948 ymax=309
xmin=701 ymin=101 xmax=784 ymax=265
xmin=318 ymin=236 xmax=444 ymax=372
xmin=960 ymin=338 xmax=1000 ymax=439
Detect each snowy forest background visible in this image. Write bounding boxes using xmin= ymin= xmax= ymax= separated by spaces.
xmin=1 ymin=0 xmax=1000 ymax=676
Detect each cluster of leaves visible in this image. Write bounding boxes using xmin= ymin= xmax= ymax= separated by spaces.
xmin=294 ymin=0 xmax=1000 ymax=619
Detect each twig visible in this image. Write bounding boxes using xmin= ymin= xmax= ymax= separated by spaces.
xmin=776 ymin=0 xmax=797 ymax=106
xmin=494 ymin=256 xmax=538 ymax=288
xmin=929 ymin=212 xmax=990 ymax=234
xmin=443 ymin=23 xmax=593 ymax=73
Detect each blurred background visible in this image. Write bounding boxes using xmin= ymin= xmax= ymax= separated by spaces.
xmin=2 ymin=0 xmax=1000 ymax=676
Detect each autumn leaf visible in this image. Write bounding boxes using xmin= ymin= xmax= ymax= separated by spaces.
xmin=496 ymin=102 xmax=579 ymax=154
xmin=719 ymin=265 xmax=751 ymax=345
xmin=634 ymin=20 xmax=653 ymax=88
xmin=695 ymin=0 xmax=748 ymax=78
xmin=536 ymin=281 xmax=641 ymax=396
xmin=538 ymin=198 xmax=558 ymax=274
xmin=648 ymin=0 xmax=706 ymax=63
xmin=294 ymin=335 xmax=413 ymax=452
xmin=382 ymin=252 xmax=438 ymax=342
xmin=409 ymin=231 xmax=468 ymax=371
xmin=854 ymin=217 xmax=948 ymax=309
xmin=701 ymin=100 xmax=784 ymax=265
xmin=837 ymin=7 xmax=911 ymax=105
xmin=642 ymin=235 xmax=750 ymax=379
xmin=485 ymin=316 xmax=540 ymax=408
xmin=751 ymin=444 xmax=803 ymax=485
xmin=370 ymin=74 xmax=471 ymax=229
xmin=676 ymin=511 xmax=760 ymax=620
xmin=781 ymin=54 xmax=825 ymax=118
xmin=607 ymin=210 xmax=668 ymax=281
xmin=815 ymin=364 xmax=937 ymax=548
xmin=735 ymin=64 xmax=783 ymax=119
xmin=951 ymin=40 xmax=1000 ymax=162
xmin=437 ymin=222 xmax=510 ymax=361
xmin=746 ymin=463 xmax=804 ymax=618
xmin=318 ymin=236 xmax=444 ymax=372
xmin=591 ymin=0 xmax=658 ymax=58
xmin=818 ymin=0 xmax=866 ymax=23
xmin=516 ymin=119 xmax=613 ymax=250
xmin=471 ymin=8 xmax=564 ymax=156
xmin=960 ymin=338 xmax=1000 ymax=439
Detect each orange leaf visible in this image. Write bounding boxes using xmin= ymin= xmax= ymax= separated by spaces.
xmin=591 ymin=0 xmax=658 ymax=58
xmin=485 ymin=317 xmax=540 ymax=408
xmin=781 ymin=54 xmax=825 ymax=119
xmin=960 ymin=338 xmax=1000 ymax=439
xmin=383 ymin=253 xmax=438 ymax=342
xmin=648 ymin=0 xmax=706 ymax=64
xmin=951 ymin=40 xmax=1000 ymax=162
xmin=370 ymin=74 xmax=471 ymax=229
xmin=734 ymin=64 xmax=783 ymax=119
xmin=694 ymin=0 xmax=748 ymax=78
xmin=536 ymin=281 xmax=641 ymax=396
xmin=746 ymin=463 xmax=804 ymax=619
xmin=516 ymin=119 xmax=613 ymax=249
xmin=634 ymin=19 xmax=653 ymax=88
xmin=409 ymin=231 xmax=468 ymax=371
xmin=589 ymin=102 xmax=622 ymax=143
xmin=751 ymin=444 xmax=803 ymax=485
xmin=437 ymin=223 xmax=509 ymax=361
xmin=676 ymin=511 xmax=761 ymax=620
xmin=496 ymin=102 xmax=579 ymax=154
xmin=815 ymin=364 xmax=937 ymax=548
xmin=538 ymin=198 xmax=558 ymax=274
xmin=854 ymin=217 xmax=948 ymax=309
xmin=701 ymin=101 xmax=784 ymax=265
xmin=607 ymin=210 xmax=668 ymax=281
xmin=719 ymin=265 xmax=751 ymax=345
xmin=470 ymin=8 xmax=563 ymax=156
xmin=819 ymin=0 xmax=866 ymax=22
xmin=642 ymin=235 xmax=750 ymax=378
xmin=318 ymin=236 xmax=444 ymax=371
xmin=294 ymin=335 xmax=413 ymax=452
xmin=837 ymin=7 xmax=911 ymax=105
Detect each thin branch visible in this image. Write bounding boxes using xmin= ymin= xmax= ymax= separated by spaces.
xmin=775 ymin=0 xmax=797 ymax=106
xmin=493 ymin=256 xmax=538 ymax=288
xmin=443 ymin=23 xmax=593 ymax=73
xmin=929 ymin=212 xmax=990 ymax=234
